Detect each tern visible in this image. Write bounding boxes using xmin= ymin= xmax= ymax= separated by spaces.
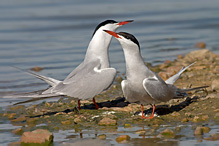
xmin=5 ymin=20 xmax=133 ymax=109
xmin=104 ymin=30 xmax=208 ymax=119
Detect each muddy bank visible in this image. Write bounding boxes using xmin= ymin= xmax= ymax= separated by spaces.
xmin=1 ymin=49 xmax=218 ymax=145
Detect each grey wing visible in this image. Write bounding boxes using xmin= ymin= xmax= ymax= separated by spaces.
xmin=165 ymin=62 xmax=196 ymax=85
xmin=64 ymin=62 xmax=85 ymax=81
xmin=52 ymin=60 xmax=117 ymax=100
xmin=143 ymin=75 xmax=175 ymax=102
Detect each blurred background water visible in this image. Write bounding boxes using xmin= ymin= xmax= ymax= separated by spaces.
xmin=0 ymin=0 xmax=219 ymax=145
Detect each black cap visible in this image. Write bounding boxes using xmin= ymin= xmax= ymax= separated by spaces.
xmin=92 ymin=20 xmax=117 ymax=36
xmin=117 ymin=32 xmax=140 ymax=48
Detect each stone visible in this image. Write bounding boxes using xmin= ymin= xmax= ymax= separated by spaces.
xmin=12 ymin=128 xmax=24 ymax=135
xmin=171 ymin=112 xmax=180 ymax=117
xmin=204 ymin=133 xmax=218 ymax=141
xmin=20 ymin=129 xmax=53 ymax=144
xmin=61 ymin=120 xmax=71 ymax=125
xmin=192 ymin=116 xmax=201 ymax=122
xmin=74 ymin=118 xmax=81 ymax=123
xmin=7 ymin=113 xmax=16 ymax=119
xmin=11 ymin=115 xmax=26 ymax=122
xmin=211 ymin=79 xmax=219 ymax=92
xmin=202 ymin=115 xmax=209 ymax=121
xmin=98 ymin=117 xmax=117 ymax=126
xmin=116 ymin=135 xmax=131 ymax=143
xmin=30 ymin=66 xmax=44 ymax=72
xmin=194 ymin=126 xmax=210 ymax=135
xmin=195 ymin=42 xmax=206 ymax=48
xmin=160 ymin=129 xmax=175 ymax=138
xmin=181 ymin=118 xmax=189 ymax=122
xmin=26 ymin=118 xmax=39 ymax=125
xmin=97 ymin=134 xmax=106 ymax=140
xmin=124 ymin=124 xmax=131 ymax=128
xmin=158 ymin=72 xmax=168 ymax=81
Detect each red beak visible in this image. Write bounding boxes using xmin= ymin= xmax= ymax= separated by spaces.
xmin=104 ymin=30 xmax=121 ymax=39
xmin=117 ymin=20 xmax=133 ymax=26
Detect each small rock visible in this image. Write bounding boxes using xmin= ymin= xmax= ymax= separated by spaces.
xmin=11 ymin=115 xmax=26 ymax=122
xmin=185 ymin=112 xmax=192 ymax=117
xmin=192 ymin=116 xmax=201 ymax=122
xmin=7 ymin=113 xmax=16 ymax=119
xmin=204 ymin=133 xmax=218 ymax=141
xmin=135 ymin=130 xmax=146 ymax=135
xmin=171 ymin=112 xmax=180 ymax=117
xmin=158 ymin=72 xmax=168 ymax=81
xmin=181 ymin=118 xmax=189 ymax=122
xmin=214 ymin=112 xmax=219 ymax=119
xmin=61 ymin=120 xmax=71 ymax=125
xmin=194 ymin=126 xmax=210 ymax=135
xmin=26 ymin=118 xmax=39 ymax=125
xmin=202 ymin=115 xmax=209 ymax=121
xmin=195 ymin=42 xmax=206 ymax=48
xmin=194 ymin=127 xmax=203 ymax=135
xmin=160 ymin=129 xmax=175 ymax=138
xmin=97 ymin=134 xmax=106 ymax=140
xmin=30 ymin=66 xmax=44 ymax=72
xmin=12 ymin=128 xmax=24 ymax=135
xmin=116 ymin=135 xmax=131 ymax=143
xmin=211 ymin=79 xmax=219 ymax=92
xmin=124 ymin=124 xmax=131 ymax=128
xmin=20 ymin=129 xmax=53 ymax=144
xmin=74 ymin=118 xmax=81 ymax=123
xmin=98 ymin=117 xmax=117 ymax=126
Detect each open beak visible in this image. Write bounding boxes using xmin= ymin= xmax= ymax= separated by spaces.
xmin=117 ymin=20 xmax=134 ymax=26
xmin=104 ymin=30 xmax=121 ymax=39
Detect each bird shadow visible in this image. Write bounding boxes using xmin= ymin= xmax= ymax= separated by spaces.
xmin=28 ymin=96 xmax=200 ymax=119
xmin=28 ymin=97 xmax=130 ymax=118
xmin=135 ymin=96 xmax=200 ymax=116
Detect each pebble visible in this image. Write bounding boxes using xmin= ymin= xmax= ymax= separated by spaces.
xmin=171 ymin=112 xmax=180 ymax=117
xmin=30 ymin=66 xmax=44 ymax=72
xmin=97 ymin=134 xmax=106 ymax=140
xmin=160 ymin=129 xmax=175 ymax=138
xmin=98 ymin=117 xmax=117 ymax=126
xmin=204 ymin=133 xmax=218 ymax=141
xmin=116 ymin=135 xmax=131 ymax=143
xmin=202 ymin=115 xmax=209 ymax=121
xmin=7 ymin=113 xmax=16 ymax=119
xmin=192 ymin=116 xmax=201 ymax=122
xmin=12 ymin=128 xmax=24 ymax=135
xmin=11 ymin=115 xmax=26 ymax=122
xmin=61 ymin=120 xmax=71 ymax=125
xmin=194 ymin=126 xmax=210 ymax=135
xmin=181 ymin=118 xmax=189 ymax=122
xmin=211 ymin=79 xmax=219 ymax=92
xmin=74 ymin=118 xmax=81 ymax=123
xmin=20 ymin=129 xmax=53 ymax=144
xmin=195 ymin=42 xmax=206 ymax=48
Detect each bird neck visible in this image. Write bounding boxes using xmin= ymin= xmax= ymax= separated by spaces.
xmin=84 ymin=31 xmax=112 ymax=68
xmin=123 ymin=46 xmax=149 ymax=78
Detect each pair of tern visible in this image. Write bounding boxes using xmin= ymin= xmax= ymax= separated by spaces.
xmin=6 ymin=20 xmax=207 ymax=119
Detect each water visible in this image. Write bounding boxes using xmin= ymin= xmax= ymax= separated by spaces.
xmin=0 ymin=0 xmax=219 ymax=145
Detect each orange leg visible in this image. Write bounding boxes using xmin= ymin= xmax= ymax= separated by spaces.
xmin=78 ymin=100 xmax=81 ymax=110
xmin=141 ymin=104 xmax=156 ymax=119
xmin=146 ymin=104 xmax=155 ymax=119
xmin=141 ymin=104 xmax=146 ymax=119
xmin=93 ymin=97 xmax=99 ymax=109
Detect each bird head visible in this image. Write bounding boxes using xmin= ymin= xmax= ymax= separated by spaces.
xmin=92 ymin=20 xmax=133 ymax=36
xmin=104 ymin=30 xmax=140 ymax=49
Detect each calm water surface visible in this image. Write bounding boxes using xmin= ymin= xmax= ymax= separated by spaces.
xmin=0 ymin=0 xmax=218 ymax=145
